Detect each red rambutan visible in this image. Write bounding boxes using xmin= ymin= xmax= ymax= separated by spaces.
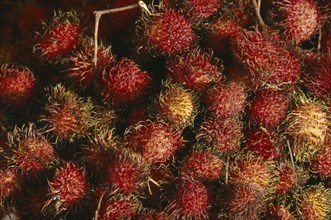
xmin=205 ymin=82 xmax=246 ymax=119
xmin=0 ymin=167 xmax=22 ymax=202
xmin=0 ymin=64 xmax=36 ymax=107
xmin=44 ymin=162 xmax=88 ymax=214
xmin=312 ymin=141 xmax=331 ymax=180
xmin=35 ymin=10 xmax=82 ymax=63
xmin=247 ymin=89 xmax=288 ymax=128
xmin=100 ymin=58 xmax=152 ymax=107
xmin=180 ymin=0 xmax=222 ymax=21
xmin=166 ymin=47 xmax=223 ymax=92
xmin=124 ymin=120 xmax=183 ymax=165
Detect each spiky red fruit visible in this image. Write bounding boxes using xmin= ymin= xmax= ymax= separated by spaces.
xmin=166 ymin=177 xmax=209 ymax=219
xmin=8 ymin=123 xmax=57 ymax=175
xmin=0 ymin=64 xmax=36 ymax=107
xmin=0 ymin=167 xmax=22 ymax=201
xmin=181 ymin=0 xmax=222 ymax=21
xmin=232 ymin=30 xmax=300 ymax=89
xmin=125 ymin=120 xmax=183 ymax=165
xmin=138 ymin=211 xmax=170 ymax=220
xmin=245 ymin=128 xmax=282 ymax=161
xmin=303 ymin=56 xmax=331 ymax=100
xmin=312 ymin=141 xmax=331 ymax=179
xmin=205 ymin=82 xmax=246 ymax=119
xmin=207 ymin=16 xmax=241 ymax=55
xmin=107 ymin=150 xmax=149 ymax=194
xmin=41 ymin=84 xmax=93 ymax=143
xmin=197 ymin=117 xmax=243 ymax=154
xmin=144 ymin=9 xmax=195 ymax=55
xmin=45 ymin=162 xmax=88 ymax=213
xmin=156 ymin=83 xmax=198 ymax=129
xmin=265 ymin=205 xmax=297 ymax=220
xmin=296 ymin=184 xmax=331 ymax=220
xmin=230 ymin=154 xmax=275 ymax=193
xmin=275 ymin=163 xmax=297 ymax=195
xmin=180 ymin=151 xmax=223 ymax=181
xmin=224 ymin=184 xmax=265 ymax=220
xmin=97 ymin=193 xmax=141 ymax=220
xmin=100 ymin=58 xmax=152 ymax=106
xmin=35 ymin=11 xmax=81 ymax=62
xmin=275 ymin=0 xmax=319 ymax=44
xmin=247 ymin=89 xmax=288 ymax=128
xmin=65 ymin=38 xmax=116 ymax=88
xmin=166 ymin=48 xmax=223 ymax=92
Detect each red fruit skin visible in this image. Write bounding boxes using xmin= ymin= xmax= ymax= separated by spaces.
xmin=101 ymin=58 xmax=152 ymax=107
xmin=275 ymin=163 xmax=296 ymax=196
xmin=248 ymin=89 xmax=288 ymax=128
xmin=181 ymin=151 xmax=223 ymax=181
xmin=0 ymin=64 xmax=36 ymax=107
xmin=45 ymin=162 xmax=88 ymax=213
xmin=125 ymin=120 xmax=183 ymax=165
xmin=166 ymin=48 xmax=223 ymax=92
xmin=265 ymin=205 xmax=297 ymax=220
xmin=144 ymin=9 xmax=195 ymax=55
xmin=107 ymin=151 xmax=149 ymax=194
xmin=36 ymin=11 xmax=81 ymax=62
xmin=181 ymin=0 xmax=221 ymax=20
xmin=245 ymin=129 xmax=282 ymax=161
xmin=275 ymin=0 xmax=320 ymax=44
xmin=65 ymin=38 xmax=116 ymax=88
xmin=312 ymin=141 xmax=331 ymax=179
xmin=232 ymin=30 xmax=301 ymax=89
xmin=0 ymin=167 xmax=22 ymax=201
xmin=207 ymin=16 xmax=241 ymax=56
xmin=8 ymin=124 xmax=57 ymax=175
xmin=166 ymin=177 xmax=209 ymax=219
xmin=97 ymin=193 xmax=141 ymax=220
xmin=205 ymin=82 xmax=246 ymax=119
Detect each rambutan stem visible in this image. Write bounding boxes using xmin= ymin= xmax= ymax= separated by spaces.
xmin=93 ymin=1 xmax=144 ymax=66
xmin=318 ymin=28 xmax=322 ymax=52
xmin=225 ymin=154 xmax=230 ymax=184
xmin=94 ymin=191 xmax=106 ymax=220
xmin=251 ymin=0 xmax=267 ymax=30
xmin=287 ymin=140 xmax=297 ymax=185
xmin=147 ymin=177 xmax=161 ymax=195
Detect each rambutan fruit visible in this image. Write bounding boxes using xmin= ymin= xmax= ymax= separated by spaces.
xmin=232 ymin=30 xmax=301 ymax=89
xmin=223 ymin=184 xmax=265 ymax=220
xmin=142 ymin=8 xmax=195 ymax=55
xmin=311 ymin=140 xmax=331 ymax=180
xmin=205 ymin=82 xmax=246 ymax=119
xmin=197 ymin=117 xmax=243 ymax=154
xmin=7 ymin=123 xmax=57 ymax=175
xmin=180 ymin=150 xmax=223 ymax=181
xmin=244 ymin=128 xmax=282 ymax=161
xmin=64 ymin=38 xmax=116 ymax=88
xmin=247 ymin=89 xmax=288 ymax=128
xmin=34 ymin=10 xmax=81 ymax=63
xmin=179 ymin=0 xmax=222 ymax=22
xmin=91 ymin=104 xmax=117 ymax=131
xmin=165 ymin=176 xmax=210 ymax=219
xmin=44 ymin=162 xmax=88 ymax=214
xmin=97 ymin=192 xmax=141 ymax=220
xmin=124 ymin=120 xmax=183 ymax=165
xmin=296 ymin=184 xmax=331 ymax=220
xmin=285 ymin=98 xmax=329 ymax=162
xmin=229 ymin=154 xmax=276 ymax=193
xmin=206 ymin=16 xmax=241 ymax=56
xmin=275 ymin=162 xmax=308 ymax=196
xmin=264 ymin=204 xmax=297 ymax=220
xmin=274 ymin=0 xmax=320 ymax=45
xmin=0 ymin=64 xmax=36 ymax=107
xmin=156 ymin=82 xmax=199 ymax=129
xmin=100 ymin=58 xmax=152 ymax=107
xmin=107 ymin=149 xmax=150 ymax=195
xmin=40 ymin=84 xmax=94 ymax=143
xmin=302 ymin=55 xmax=331 ymax=100
xmin=0 ymin=167 xmax=22 ymax=202
xmin=165 ymin=47 xmax=223 ymax=92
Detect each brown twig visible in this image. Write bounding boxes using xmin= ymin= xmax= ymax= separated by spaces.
xmin=251 ymin=0 xmax=267 ymax=30
xmin=287 ymin=140 xmax=297 ymax=185
xmin=225 ymin=154 xmax=230 ymax=184
xmin=94 ymin=191 xmax=105 ymax=220
xmin=318 ymin=28 xmax=322 ymax=53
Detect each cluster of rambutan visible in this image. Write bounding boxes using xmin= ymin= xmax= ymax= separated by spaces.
xmin=0 ymin=0 xmax=330 ymax=219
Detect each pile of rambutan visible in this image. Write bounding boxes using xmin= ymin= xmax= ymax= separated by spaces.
xmin=0 ymin=0 xmax=330 ymax=219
